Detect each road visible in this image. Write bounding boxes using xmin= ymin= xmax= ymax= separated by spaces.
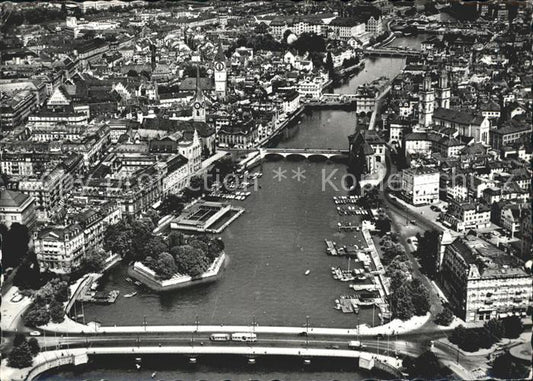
xmin=379 ymin=153 xmax=444 ymax=320
xmin=33 ymin=330 xmax=433 ymax=360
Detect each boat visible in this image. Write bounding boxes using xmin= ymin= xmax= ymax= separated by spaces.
xmin=304 ymin=270 xmax=311 ymax=276
xmin=124 ymin=292 xmax=137 ymax=298
xmin=135 ymin=364 xmax=141 ymax=370
xmin=151 ymin=372 xmax=157 ymax=378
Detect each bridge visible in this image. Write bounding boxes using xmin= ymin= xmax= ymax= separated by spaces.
xmin=363 ymin=48 xmax=421 ymax=58
xmin=259 ymin=147 xmax=349 ymax=159
xmin=6 ymin=343 xmax=404 ymax=381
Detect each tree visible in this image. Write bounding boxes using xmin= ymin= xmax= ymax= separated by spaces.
xmin=79 ymin=248 xmax=108 ymax=274
xmin=211 ymin=156 xmax=236 ymax=183
xmin=207 ymin=238 xmax=224 ymax=260
xmin=24 ymin=305 xmax=50 ymax=327
xmin=49 ymin=300 xmax=65 ymax=324
xmin=168 ymin=232 xmax=186 ymax=248
xmin=13 ymin=254 xmax=41 ymax=290
xmin=388 ymin=269 xmax=409 ymax=290
xmin=389 ymin=283 xmax=414 ymax=321
xmin=172 ymin=245 xmax=209 ymax=277
xmin=375 ymin=217 xmax=391 ymax=235
xmin=502 ymin=316 xmax=523 ymax=339
xmin=408 ymin=351 xmax=444 ymax=379
xmin=13 ymin=333 xmax=27 ymax=347
xmin=152 ymin=252 xmax=178 ymax=280
xmin=159 ymin=194 xmax=185 ymax=216
xmin=491 ymin=353 xmax=529 ymax=379
xmin=254 ymin=22 xmax=268 ymax=34
xmin=8 ymin=342 xmax=33 ymax=368
xmin=410 ymin=278 xmax=430 ymax=316
xmin=293 ymin=32 xmax=326 ymax=54
xmin=142 ymin=236 xmax=168 ymax=259
xmin=189 ymin=239 xmax=208 ymax=255
xmin=416 ymin=230 xmax=440 ymax=278
xmin=183 ymin=175 xmax=207 ymax=200
xmin=103 ymin=220 xmax=134 ymax=258
xmin=435 ymin=306 xmax=454 ymax=326
xmin=1 ymin=222 xmax=30 ymax=269
xmin=357 ymin=187 xmax=381 ymax=209
xmin=485 ymin=319 xmax=504 ymax=341
xmin=27 ymin=338 xmax=40 ymax=356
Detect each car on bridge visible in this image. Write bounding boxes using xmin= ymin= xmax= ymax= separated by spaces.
xmin=231 ymin=333 xmax=257 ymax=342
xmin=348 ymin=340 xmax=365 ymax=349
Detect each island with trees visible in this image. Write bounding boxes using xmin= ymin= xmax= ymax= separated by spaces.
xmin=120 ymin=229 xmax=227 ymax=292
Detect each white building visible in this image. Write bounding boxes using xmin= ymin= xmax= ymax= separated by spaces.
xmin=401 ymin=167 xmax=440 ymax=205
xmin=440 ymin=235 xmax=531 ymax=322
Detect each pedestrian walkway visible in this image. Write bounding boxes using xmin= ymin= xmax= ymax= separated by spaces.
xmin=41 ymin=313 xmax=431 ymax=337
xmin=1 ymin=286 xmax=32 ymax=332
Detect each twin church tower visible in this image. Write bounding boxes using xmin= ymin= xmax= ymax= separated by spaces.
xmin=418 ymin=70 xmax=450 ymax=128
xmin=191 ymin=43 xmax=227 ymax=123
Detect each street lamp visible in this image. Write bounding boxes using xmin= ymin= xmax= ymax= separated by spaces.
xmin=192 ymin=315 xmax=199 ymax=346
xmin=305 ymin=316 xmax=310 ymax=349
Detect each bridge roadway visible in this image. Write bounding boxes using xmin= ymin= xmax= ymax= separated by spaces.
xmin=362 ymin=48 xmax=421 ymax=57
xmin=259 ymin=147 xmax=349 ymax=159
xmin=36 ymin=331 xmax=424 ymax=359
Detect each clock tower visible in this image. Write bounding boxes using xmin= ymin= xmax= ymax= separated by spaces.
xmin=191 ymin=66 xmax=206 ymax=123
xmin=214 ymin=42 xmax=227 ymax=99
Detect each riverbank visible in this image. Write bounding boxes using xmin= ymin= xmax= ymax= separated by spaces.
xmin=128 ymin=253 xmax=226 ymax=292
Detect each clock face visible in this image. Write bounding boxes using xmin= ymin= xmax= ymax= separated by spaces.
xmin=194 ymin=102 xmax=202 ymax=109
xmin=215 ymin=62 xmax=225 ymax=71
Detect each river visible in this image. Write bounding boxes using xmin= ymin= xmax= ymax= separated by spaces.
xmin=43 ymin=35 xmax=425 ymax=380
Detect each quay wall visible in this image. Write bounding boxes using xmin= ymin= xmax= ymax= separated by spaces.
xmin=128 ymin=253 xmax=226 ymax=292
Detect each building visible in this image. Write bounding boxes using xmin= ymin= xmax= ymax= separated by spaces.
xmin=190 ymin=68 xmax=207 ymax=123
xmin=0 ymin=188 xmax=36 ymax=229
xmin=365 ymin=15 xmax=382 ymax=36
xmin=213 ymin=43 xmax=227 ymax=99
xmin=435 ymin=70 xmax=450 ymax=109
xmin=297 ymin=78 xmax=323 ymax=100
xmin=0 ymin=90 xmax=37 ymax=129
xmin=440 ymin=235 xmax=532 ymax=322
xmin=432 ymin=108 xmax=490 ymax=145
xmin=441 ymin=202 xmax=491 ymax=232
xmin=280 ymin=90 xmax=300 ymax=114
xmin=418 ymin=76 xmax=434 ymax=128
xmin=401 ymin=168 xmax=440 ymax=205
xmin=34 ymin=224 xmax=85 ymax=274
xmin=17 ymin=166 xmax=73 ymax=221
xmin=348 ymin=130 xmax=386 ymax=179
xmin=329 ymin=17 xmax=366 ymax=40
xmin=489 ymin=123 xmax=531 ymax=150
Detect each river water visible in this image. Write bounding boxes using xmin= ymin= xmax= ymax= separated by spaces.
xmin=45 ymin=37 xmax=424 ymax=380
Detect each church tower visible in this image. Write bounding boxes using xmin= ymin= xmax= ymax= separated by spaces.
xmin=213 ymin=42 xmax=227 ymax=100
xmin=191 ymin=66 xmax=206 ymax=123
xmin=419 ymin=75 xmax=434 ymax=128
xmin=435 ymin=69 xmax=450 ymax=109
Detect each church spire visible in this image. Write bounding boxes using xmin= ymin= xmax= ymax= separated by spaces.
xmin=193 ymin=65 xmax=204 ymax=103
xmin=215 ymin=41 xmax=225 ymax=62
